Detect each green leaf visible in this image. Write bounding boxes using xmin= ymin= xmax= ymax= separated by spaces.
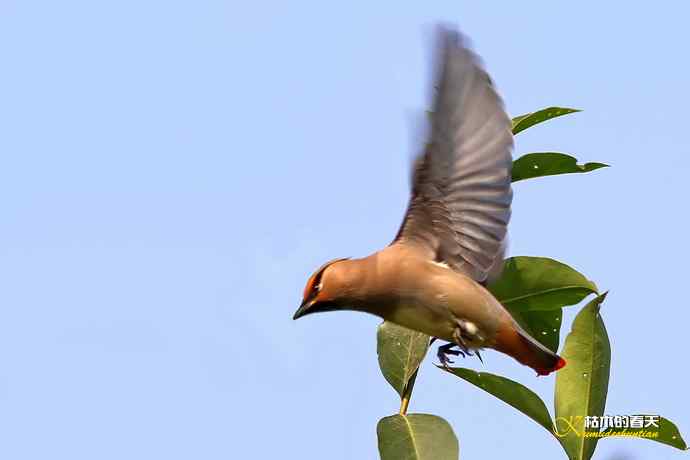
xmin=377 ymin=321 xmax=430 ymax=397
xmin=554 ymin=293 xmax=611 ymax=460
xmin=511 ymin=308 xmax=562 ymax=353
xmin=489 ymin=256 xmax=598 ymax=313
xmin=377 ymin=414 xmax=459 ymax=460
xmin=512 ymin=152 xmax=608 ymax=183
xmin=441 ymin=367 xmax=553 ymax=434
xmin=602 ymin=416 xmax=688 ymax=451
xmin=512 ymin=107 xmax=580 ymax=134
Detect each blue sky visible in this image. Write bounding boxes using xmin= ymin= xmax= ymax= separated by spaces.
xmin=1 ymin=1 xmax=688 ymax=459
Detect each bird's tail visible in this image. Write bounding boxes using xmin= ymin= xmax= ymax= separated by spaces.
xmin=493 ymin=321 xmax=566 ymax=376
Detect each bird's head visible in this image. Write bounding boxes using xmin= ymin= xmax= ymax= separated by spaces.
xmin=293 ymin=257 xmax=351 ymax=320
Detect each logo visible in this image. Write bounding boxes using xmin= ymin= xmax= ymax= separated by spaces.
xmin=553 ymin=415 xmax=661 ymax=439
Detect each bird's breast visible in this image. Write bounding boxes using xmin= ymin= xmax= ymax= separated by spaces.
xmin=360 ymin=252 xmax=508 ymax=346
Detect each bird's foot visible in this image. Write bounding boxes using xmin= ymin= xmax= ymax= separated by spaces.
xmin=437 ymin=342 xmax=464 ymax=370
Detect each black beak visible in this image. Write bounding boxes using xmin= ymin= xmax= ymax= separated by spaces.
xmin=293 ymin=299 xmax=314 ymax=320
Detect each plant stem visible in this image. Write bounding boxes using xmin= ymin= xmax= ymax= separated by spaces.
xmin=399 ymin=366 xmax=420 ymax=415
xmin=399 ymin=337 xmax=435 ymax=415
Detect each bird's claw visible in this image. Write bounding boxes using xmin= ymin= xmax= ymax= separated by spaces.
xmin=436 ymin=341 xmax=483 ymax=369
xmin=475 ymin=349 xmax=483 ymax=363
xmin=437 ymin=343 xmax=463 ymax=369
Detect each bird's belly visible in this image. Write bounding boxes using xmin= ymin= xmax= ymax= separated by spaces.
xmin=384 ymin=301 xmax=456 ymax=342
xmin=365 ymin=251 xmax=506 ymax=347
xmin=383 ymin=280 xmax=503 ymax=348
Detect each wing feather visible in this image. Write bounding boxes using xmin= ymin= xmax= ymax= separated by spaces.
xmin=394 ymin=27 xmax=513 ymax=282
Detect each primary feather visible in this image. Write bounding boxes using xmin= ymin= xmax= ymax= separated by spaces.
xmin=394 ymin=27 xmax=513 ymax=283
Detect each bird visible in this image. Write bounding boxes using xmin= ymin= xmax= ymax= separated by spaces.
xmin=292 ymin=26 xmax=566 ymax=377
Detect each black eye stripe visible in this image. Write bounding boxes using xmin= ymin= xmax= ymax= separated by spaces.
xmin=306 ymin=257 xmax=350 ymax=301
xmin=307 ymin=269 xmax=326 ymax=299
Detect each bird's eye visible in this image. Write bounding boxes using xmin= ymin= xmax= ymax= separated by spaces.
xmin=303 ymin=270 xmax=324 ymax=300
xmin=303 ymin=257 xmax=349 ymax=301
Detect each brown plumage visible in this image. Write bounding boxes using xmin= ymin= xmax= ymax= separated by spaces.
xmin=293 ymin=27 xmax=565 ymax=376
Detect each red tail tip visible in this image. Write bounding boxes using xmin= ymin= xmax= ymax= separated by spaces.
xmin=555 ymin=357 xmax=567 ymax=371
xmin=536 ymin=357 xmax=567 ymax=376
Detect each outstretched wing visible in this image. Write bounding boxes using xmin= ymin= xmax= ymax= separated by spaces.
xmin=394 ymin=27 xmax=513 ymax=283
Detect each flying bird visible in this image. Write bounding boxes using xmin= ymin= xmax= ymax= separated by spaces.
xmin=293 ymin=27 xmax=566 ymax=376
